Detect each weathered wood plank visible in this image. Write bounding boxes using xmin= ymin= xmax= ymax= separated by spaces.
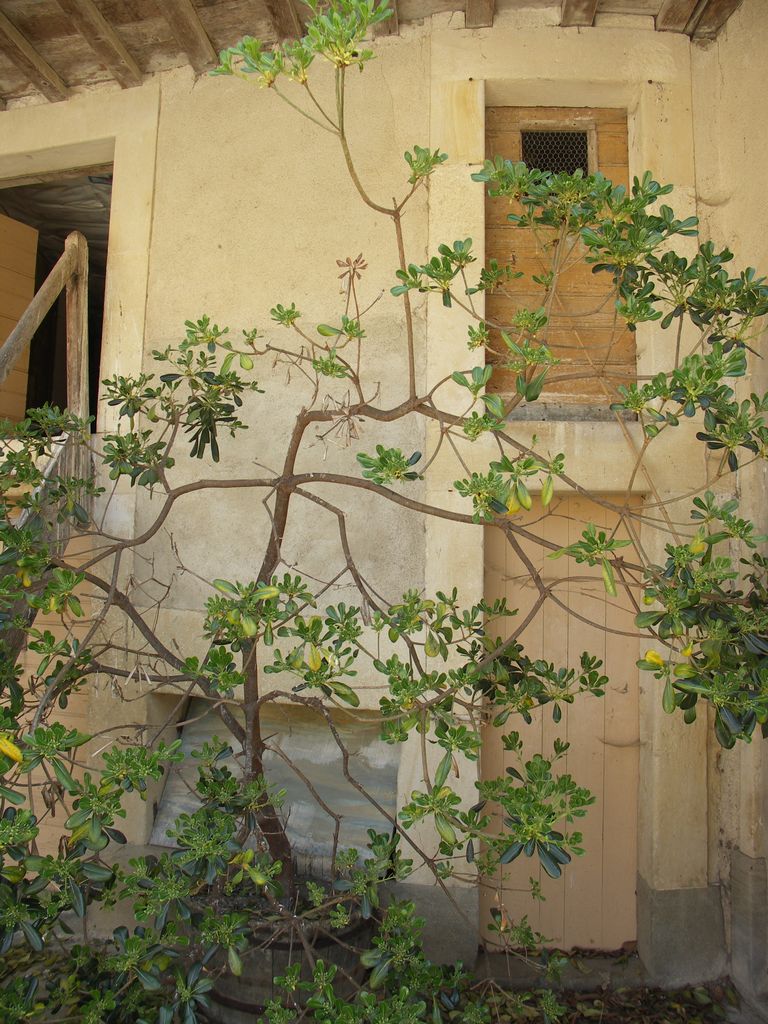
xmin=692 ymin=0 xmax=743 ymax=37
xmin=656 ymin=0 xmax=699 ymax=31
xmin=560 ymin=0 xmax=599 ymax=27
xmin=55 ymin=0 xmax=142 ymax=88
xmin=65 ymin=232 xmax=89 ymax=421
xmin=465 ymin=0 xmax=495 ymax=28
xmin=374 ymin=0 xmax=399 ymax=35
xmin=161 ymin=0 xmax=217 ymax=73
xmin=264 ymin=0 xmax=302 ymax=40
xmin=0 ymin=10 xmax=71 ymax=101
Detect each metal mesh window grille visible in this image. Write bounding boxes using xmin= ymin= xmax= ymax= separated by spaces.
xmin=521 ymin=130 xmax=589 ymax=175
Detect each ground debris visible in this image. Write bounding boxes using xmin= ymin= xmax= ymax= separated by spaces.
xmin=471 ymin=980 xmax=740 ymax=1023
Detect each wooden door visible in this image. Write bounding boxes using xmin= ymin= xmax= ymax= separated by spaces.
xmin=0 ymin=212 xmax=38 ymax=422
xmin=485 ymin=107 xmax=632 ymax=406
xmin=482 ymin=496 xmax=640 ymax=950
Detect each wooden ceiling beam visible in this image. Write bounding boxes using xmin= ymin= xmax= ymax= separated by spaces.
xmin=374 ymin=0 xmax=399 ymax=36
xmin=692 ymin=0 xmax=743 ymax=38
xmin=161 ymin=0 xmax=217 ymax=74
xmin=264 ymin=0 xmax=302 ymax=41
xmin=560 ymin=0 xmax=599 ymax=27
xmin=466 ymin=0 xmax=495 ymax=28
xmin=0 ymin=10 xmax=71 ymax=102
xmin=55 ymin=0 xmax=142 ymax=89
xmin=656 ymin=0 xmax=700 ymax=31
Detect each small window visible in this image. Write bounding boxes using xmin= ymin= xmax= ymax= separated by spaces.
xmin=484 ymin=107 xmax=630 ymax=411
xmin=521 ymin=130 xmax=589 ymax=175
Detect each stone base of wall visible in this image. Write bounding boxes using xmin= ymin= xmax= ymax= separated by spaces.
xmin=731 ymin=850 xmax=768 ymax=1021
xmin=636 ymin=874 xmax=726 ymax=987
xmin=385 ymin=880 xmax=479 ymax=966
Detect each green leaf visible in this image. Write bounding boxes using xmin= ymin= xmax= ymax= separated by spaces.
xmin=329 ymin=682 xmax=360 ymax=707
xmin=136 ymin=968 xmax=162 ymax=992
xmin=537 ymin=844 xmax=563 ymax=879
xmin=662 ymin=678 xmax=676 ymax=714
xmin=241 ymin=615 xmax=258 ymax=637
xmin=68 ymin=879 xmax=85 ymax=918
xmin=213 ymin=579 xmax=239 ymax=596
xmin=499 ymin=841 xmax=524 ymax=865
xmin=541 ymin=475 xmax=554 ymax=508
xmin=19 ymin=921 xmax=43 ymax=952
xmin=360 ymin=948 xmax=382 ymax=967
xmin=228 ymin=947 xmax=243 ymax=976
xmin=601 ymin=559 xmax=617 ymax=597
xmin=0 ymin=785 xmax=24 ymax=805
xmin=50 ymin=758 xmax=77 ymax=794
xmin=635 ymin=610 xmax=664 ymax=628
xmin=317 ymin=324 xmax=342 ymax=337
xmin=434 ymin=751 xmax=451 ymax=789
xmin=434 ymin=813 xmax=457 ymax=846
xmin=369 ymin=956 xmax=392 ymax=990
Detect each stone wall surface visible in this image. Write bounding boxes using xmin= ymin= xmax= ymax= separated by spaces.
xmin=692 ymin=0 xmax=768 ymax=1009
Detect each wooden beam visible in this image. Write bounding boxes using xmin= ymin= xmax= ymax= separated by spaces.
xmin=264 ymin=0 xmax=302 ymax=41
xmin=161 ymin=0 xmax=217 ymax=74
xmin=466 ymin=0 xmax=495 ymax=28
xmin=560 ymin=0 xmax=599 ymax=27
xmin=55 ymin=0 xmax=142 ymax=88
xmin=374 ymin=0 xmax=399 ymax=36
xmin=0 ymin=10 xmax=71 ymax=101
xmin=656 ymin=0 xmax=700 ymax=31
xmin=692 ymin=0 xmax=743 ymax=37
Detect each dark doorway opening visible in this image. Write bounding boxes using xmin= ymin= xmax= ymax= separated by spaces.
xmin=0 ymin=172 xmax=112 ymax=422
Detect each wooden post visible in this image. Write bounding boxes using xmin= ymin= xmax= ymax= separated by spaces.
xmin=560 ymin=0 xmax=599 ymax=27
xmin=65 ymin=231 xmax=89 ymax=422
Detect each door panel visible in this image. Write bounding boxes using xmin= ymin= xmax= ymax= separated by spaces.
xmin=482 ymin=496 xmax=640 ymax=950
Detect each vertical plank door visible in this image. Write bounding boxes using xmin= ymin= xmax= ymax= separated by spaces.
xmin=482 ymin=496 xmax=640 ymax=950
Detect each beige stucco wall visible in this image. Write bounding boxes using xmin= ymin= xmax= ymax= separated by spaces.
xmin=692 ymin=0 xmax=768 ymax=880
xmin=0 ymin=0 xmax=766 ymax=962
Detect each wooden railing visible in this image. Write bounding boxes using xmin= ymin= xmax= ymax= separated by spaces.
xmin=0 ymin=229 xmax=89 ymax=421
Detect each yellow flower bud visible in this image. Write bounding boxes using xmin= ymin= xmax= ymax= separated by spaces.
xmin=644 ymin=650 xmax=665 ymax=668
xmin=0 ymin=736 xmax=22 ymax=764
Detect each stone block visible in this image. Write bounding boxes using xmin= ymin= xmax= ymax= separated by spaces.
xmin=384 ymin=880 xmax=479 ymax=967
xmin=637 ymin=874 xmax=726 ymax=986
xmin=730 ymin=850 xmax=768 ymax=1021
